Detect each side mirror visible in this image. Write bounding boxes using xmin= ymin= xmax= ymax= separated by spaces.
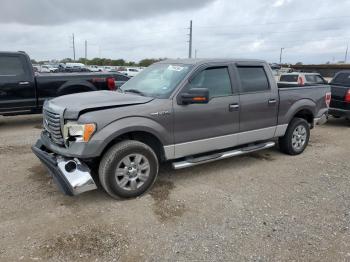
xmin=179 ymin=88 xmax=209 ymax=105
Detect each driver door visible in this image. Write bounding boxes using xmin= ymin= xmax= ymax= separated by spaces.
xmin=173 ymin=64 xmax=240 ymax=158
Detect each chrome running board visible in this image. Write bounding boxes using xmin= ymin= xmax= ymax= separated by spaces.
xmin=172 ymin=141 xmax=275 ymax=170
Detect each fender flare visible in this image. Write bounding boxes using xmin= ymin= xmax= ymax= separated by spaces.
xmin=284 ymin=99 xmax=316 ymax=124
xmin=57 ymin=80 xmax=97 ymax=96
xmin=90 ymin=117 xmax=170 ymax=156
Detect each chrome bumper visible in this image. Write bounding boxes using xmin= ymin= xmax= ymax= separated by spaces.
xmin=314 ymin=113 xmax=328 ymax=126
xmin=31 ymin=140 xmax=97 ymax=196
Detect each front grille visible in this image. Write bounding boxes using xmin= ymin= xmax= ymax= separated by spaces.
xmin=43 ymin=109 xmax=64 ymax=145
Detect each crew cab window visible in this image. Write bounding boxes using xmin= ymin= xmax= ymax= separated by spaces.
xmin=190 ymin=67 xmax=232 ymax=98
xmin=237 ymin=66 xmax=269 ymax=93
xmin=0 ymin=56 xmax=25 ymax=76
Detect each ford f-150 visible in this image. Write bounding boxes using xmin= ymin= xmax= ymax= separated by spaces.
xmin=32 ymin=59 xmax=331 ymax=199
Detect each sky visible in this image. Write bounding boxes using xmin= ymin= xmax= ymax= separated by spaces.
xmin=0 ymin=0 xmax=350 ymax=64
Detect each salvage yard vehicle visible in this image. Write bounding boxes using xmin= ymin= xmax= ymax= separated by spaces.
xmin=278 ymin=72 xmax=328 ymax=87
xmin=31 ymin=59 xmax=331 ymax=199
xmin=118 ymin=67 xmax=140 ymax=77
xmin=0 ymin=51 xmax=130 ymax=116
xmin=328 ymin=70 xmax=350 ymax=121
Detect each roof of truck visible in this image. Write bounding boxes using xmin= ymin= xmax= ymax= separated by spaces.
xmin=0 ymin=51 xmax=27 ymax=55
xmin=280 ymin=72 xmax=320 ymax=75
xmin=158 ymin=58 xmax=266 ymax=65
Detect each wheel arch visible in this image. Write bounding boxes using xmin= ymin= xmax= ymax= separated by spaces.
xmin=285 ymin=99 xmax=316 ymax=126
xmin=57 ymin=80 xmax=97 ymax=96
xmin=92 ymin=117 xmax=170 ymax=162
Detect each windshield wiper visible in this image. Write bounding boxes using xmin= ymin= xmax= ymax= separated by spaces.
xmin=123 ymin=89 xmax=146 ymax=96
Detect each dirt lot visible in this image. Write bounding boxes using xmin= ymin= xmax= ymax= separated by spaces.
xmin=0 ymin=115 xmax=349 ymax=261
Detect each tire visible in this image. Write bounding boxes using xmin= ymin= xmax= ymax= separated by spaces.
xmin=99 ymin=140 xmax=159 ymax=199
xmin=279 ymin=117 xmax=310 ymax=155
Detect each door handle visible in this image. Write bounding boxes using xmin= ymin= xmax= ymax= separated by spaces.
xmin=19 ymin=81 xmax=30 ymax=86
xmin=229 ymin=103 xmax=239 ymax=111
xmin=268 ymin=99 xmax=277 ymax=105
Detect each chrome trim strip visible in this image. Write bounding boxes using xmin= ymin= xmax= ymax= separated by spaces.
xmin=237 ymin=126 xmax=276 ymax=145
xmin=163 ymin=125 xmax=288 ymax=160
xmin=174 ymin=133 xmax=239 ymax=159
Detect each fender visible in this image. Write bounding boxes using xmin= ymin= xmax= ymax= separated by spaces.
xmin=89 ymin=116 xmax=172 ymax=156
xmin=281 ymin=98 xmax=316 ymax=125
xmin=57 ymin=80 xmax=97 ymax=96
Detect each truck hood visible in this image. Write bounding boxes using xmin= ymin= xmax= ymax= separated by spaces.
xmin=46 ymin=91 xmax=154 ymax=119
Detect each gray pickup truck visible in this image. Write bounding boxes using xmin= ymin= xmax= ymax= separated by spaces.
xmin=32 ymin=59 xmax=331 ymax=199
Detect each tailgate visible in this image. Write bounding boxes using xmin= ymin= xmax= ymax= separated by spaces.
xmin=330 ymin=85 xmax=349 ymax=110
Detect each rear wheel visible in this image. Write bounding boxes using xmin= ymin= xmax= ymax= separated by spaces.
xmin=279 ymin=118 xmax=310 ymax=155
xmin=99 ymin=140 xmax=159 ymax=199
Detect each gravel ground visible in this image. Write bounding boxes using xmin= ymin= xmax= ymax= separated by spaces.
xmin=0 ymin=115 xmax=349 ymax=261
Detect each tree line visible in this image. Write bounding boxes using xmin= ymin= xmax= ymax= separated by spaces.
xmin=31 ymin=58 xmax=166 ymax=67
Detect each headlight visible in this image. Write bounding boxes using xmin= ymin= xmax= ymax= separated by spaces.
xmin=63 ymin=122 xmax=96 ymax=142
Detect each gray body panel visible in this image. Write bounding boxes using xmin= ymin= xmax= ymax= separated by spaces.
xmin=39 ymin=59 xmax=330 ymax=161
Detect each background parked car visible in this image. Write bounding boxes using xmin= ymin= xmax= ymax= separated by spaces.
xmin=118 ymin=67 xmax=140 ymax=77
xmin=0 ymin=51 xmax=130 ymax=116
xmin=103 ymin=66 xmax=116 ymax=72
xmin=87 ymin=65 xmax=103 ymax=72
xmin=278 ymin=73 xmax=328 ymax=87
xmin=39 ymin=65 xmax=58 ymax=73
xmin=64 ymin=63 xmax=90 ymax=73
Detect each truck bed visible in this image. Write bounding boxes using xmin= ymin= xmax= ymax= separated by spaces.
xmin=277 ymin=84 xmax=330 ymax=125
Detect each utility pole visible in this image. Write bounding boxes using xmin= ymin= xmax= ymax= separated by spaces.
xmin=345 ymin=43 xmax=348 ymax=63
xmin=85 ymin=40 xmax=87 ymax=61
xmin=279 ymin=47 xmax=284 ymax=64
xmin=188 ymin=20 xmax=193 ymax=58
xmin=72 ymin=33 xmax=76 ymax=61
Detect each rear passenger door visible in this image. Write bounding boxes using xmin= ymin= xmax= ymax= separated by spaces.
xmin=235 ymin=63 xmax=278 ymax=144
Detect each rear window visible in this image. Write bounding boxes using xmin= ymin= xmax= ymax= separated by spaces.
xmin=331 ymin=72 xmax=350 ymax=85
xmin=115 ymin=74 xmax=129 ymax=81
xmin=0 ymin=56 xmax=25 ymax=76
xmin=280 ymin=74 xmax=298 ymax=82
xmin=305 ymin=75 xmax=315 ymax=82
xmin=237 ymin=66 xmax=269 ymax=93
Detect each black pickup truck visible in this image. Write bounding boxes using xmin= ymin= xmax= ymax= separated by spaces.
xmin=0 ymin=51 xmax=130 ymax=116
xmin=328 ymin=71 xmax=350 ymax=121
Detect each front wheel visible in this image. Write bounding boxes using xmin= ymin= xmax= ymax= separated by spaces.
xmin=99 ymin=140 xmax=159 ymax=199
xmin=279 ymin=118 xmax=310 ymax=155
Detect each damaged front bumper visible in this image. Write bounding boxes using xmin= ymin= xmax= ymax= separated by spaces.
xmin=31 ymin=139 xmax=97 ymax=196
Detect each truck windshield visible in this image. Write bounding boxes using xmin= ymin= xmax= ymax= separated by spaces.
xmin=120 ymin=63 xmax=192 ymax=98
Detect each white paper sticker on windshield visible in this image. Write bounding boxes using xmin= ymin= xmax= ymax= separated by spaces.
xmin=168 ymin=65 xmax=185 ymax=72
